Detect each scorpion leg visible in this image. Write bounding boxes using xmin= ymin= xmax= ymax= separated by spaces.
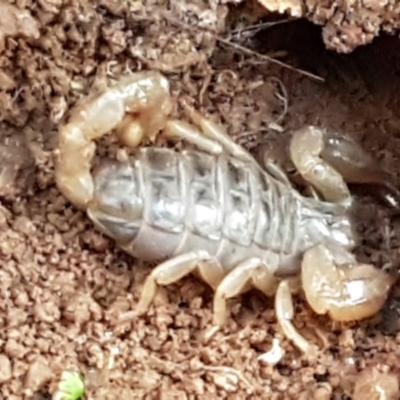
xmin=136 ymin=250 xmax=225 ymax=315
xmin=164 ymin=106 xmax=257 ymax=165
xmin=275 ymin=279 xmax=318 ymax=356
xmin=209 ymin=258 xmax=318 ymax=356
xmin=212 ymin=258 xmax=277 ymax=327
xmin=301 ymin=244 xmax=394 ymax=322
xmin=204 ymin=258 xmax=280 ymax=341
xmin=164 ymin=120 xmax=224 ymax=155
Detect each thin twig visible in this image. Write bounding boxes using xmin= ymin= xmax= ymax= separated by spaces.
xmin=269 ymin=76 xmax=289 ymax=122
xmin=131 ymin=11 xmax=324 ymax=82
xmin=160 ymin=12 xmax=324 ymax=82
xmin=230 ymin=18 xmax=295 ymax=35
xmin=216 ymin=36 xmax=324 ymax=82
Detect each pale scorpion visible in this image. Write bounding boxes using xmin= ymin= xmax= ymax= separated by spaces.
xmin=55 ymin=71 xmax=396 ymax=356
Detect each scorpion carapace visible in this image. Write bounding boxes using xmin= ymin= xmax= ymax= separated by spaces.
xmin=55 ymin=71 xmax=396 ymax=357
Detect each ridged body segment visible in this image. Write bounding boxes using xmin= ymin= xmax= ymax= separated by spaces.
xmin=89 ymin=147 xmax=354 ymax=275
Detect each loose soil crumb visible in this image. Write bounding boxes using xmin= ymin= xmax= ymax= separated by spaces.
xmin=0 ymin=132 xmax=35 ymax=201
xmin=352 ymin=367 xmax=399 ymax=400
xmin=0 ymin=1 xmax=39 ymax=53
xmin=257 ymin=0 xmax=400 ymax=53
xmin=0 ymin=0 xmax=400 ymax=399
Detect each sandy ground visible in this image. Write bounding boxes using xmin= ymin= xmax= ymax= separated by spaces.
xmin=1 ymin=0 xmax=400 ymax=399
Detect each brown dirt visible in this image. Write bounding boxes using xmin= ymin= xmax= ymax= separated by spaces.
xmin=1 ymin=0 xmax=400 ymax=399
xmin=257 ymin=0 xmax=400 ymax=53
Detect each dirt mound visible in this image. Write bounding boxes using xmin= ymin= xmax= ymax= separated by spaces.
xmin=258 ymin=0 xmax=400 ymax=53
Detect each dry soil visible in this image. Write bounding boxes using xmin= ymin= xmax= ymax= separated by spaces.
xmin=1 ymin=0 xmax=400 ymax=399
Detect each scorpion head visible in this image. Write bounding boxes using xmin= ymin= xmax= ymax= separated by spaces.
xmin=87 ymin=159 xmax=143 ymax=245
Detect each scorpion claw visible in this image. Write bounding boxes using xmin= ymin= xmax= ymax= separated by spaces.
xmin=290 ymin=126 xmax=351 ymax=202
xmin=290 ymin=126 xmax=400 ymax=205
xmin=301 ymin=245 xmax=394 ymax=322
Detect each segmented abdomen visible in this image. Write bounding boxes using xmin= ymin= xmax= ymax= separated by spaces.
xmin=90 ymin=147 xmax=306 ymax=271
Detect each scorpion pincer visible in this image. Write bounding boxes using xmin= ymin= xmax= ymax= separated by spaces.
xmin=55 ymin=71 xmax=396 ymax=356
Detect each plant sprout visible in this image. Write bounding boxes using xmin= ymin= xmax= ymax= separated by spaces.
xmin=53 ymin=371 xmax=85 ymax=400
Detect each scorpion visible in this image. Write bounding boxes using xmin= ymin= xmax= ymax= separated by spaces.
xmin=55 ymin=71 xmax=396 ymax=356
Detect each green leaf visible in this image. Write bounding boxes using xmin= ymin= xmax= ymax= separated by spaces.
xmin=53 ymin=371 xmax=85 ymax=400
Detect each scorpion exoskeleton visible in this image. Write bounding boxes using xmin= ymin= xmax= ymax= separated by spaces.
xmin=55 ymin=71 xmax=396 ymax=356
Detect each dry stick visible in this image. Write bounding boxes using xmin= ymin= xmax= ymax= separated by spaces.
xmin=230 ymin=19 xmax=296 ymax=35
xmin=159 ymin=12 xmax=324 ymax=82
xmin=216 ymin=36 xmax=324 ymax=82
xmin=129 ymin=10 xmax=324 ymax=82
xmin=269 ymin=76 xmax=289 ymax=122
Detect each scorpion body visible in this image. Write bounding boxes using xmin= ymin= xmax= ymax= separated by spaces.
xmin=91 ymin=147 xmax=353 ymax=273
xmin=55 ymin=71 xmax=395 ymax=357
